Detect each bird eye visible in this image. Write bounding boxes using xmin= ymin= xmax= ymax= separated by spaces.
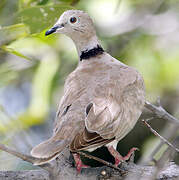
xmin=70 ymin=17 xmax=77 ymax=23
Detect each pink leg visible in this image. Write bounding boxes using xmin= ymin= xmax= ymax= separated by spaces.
xmin=107 ymin=146 xmax=138 ymax=166
xmin=73 ymin=153 xmax=89 ymax=173
xmin=122 ymin=147 xmax=139 ymax=161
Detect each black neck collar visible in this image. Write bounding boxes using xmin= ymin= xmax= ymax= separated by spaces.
xmin=80 ymin=45 xmax=104 ymax=61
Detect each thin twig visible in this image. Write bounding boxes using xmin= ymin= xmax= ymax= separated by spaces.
xmin=0 ymin=143 xmax=37 ymax=164
xmin=145 ymin=101 xmax=179 ymax=125
xmin=0 ymin=143 xmax=56 ymax=175
xmin=149 ymin=125 xmax=179 ymax=164
xmin=0 ymin=143 xmax=54 ymax=168
xmin=78 ymin=151 xmax=126 ymax=175
xmin=142 ymin=120 xmax=179 ymax=153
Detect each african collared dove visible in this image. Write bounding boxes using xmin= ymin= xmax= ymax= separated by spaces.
xmin=31 ymin=10 xmax=145 ymax=171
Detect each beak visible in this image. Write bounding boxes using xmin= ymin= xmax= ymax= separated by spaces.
xmin=45 ymin=24 xmax=64 ymax=36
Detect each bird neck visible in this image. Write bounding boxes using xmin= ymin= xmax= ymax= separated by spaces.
xmin=80 ymin=44 xmax=104 ymax=61
xmin=72 ymin=35 xmax=104 ymax=61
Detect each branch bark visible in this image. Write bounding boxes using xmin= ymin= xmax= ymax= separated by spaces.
xmin=0 ymin=161 xmax=178 ymax=180
xmin=142 ymin=120 xmax=179 ymax=153
xmin=0 ymin=170 xmax=49 ymax=180
xmin=144 ymin=101 xmax=179 ymax=125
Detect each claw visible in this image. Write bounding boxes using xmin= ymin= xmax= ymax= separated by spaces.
xmin=108 ymin=146 xmax=139 ymax=166
xmin=73 ymin=153 xmax=89 ymax=173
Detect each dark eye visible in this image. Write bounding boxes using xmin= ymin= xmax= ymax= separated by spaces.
xmin=70 ymin=17 xmax=77 ymax=23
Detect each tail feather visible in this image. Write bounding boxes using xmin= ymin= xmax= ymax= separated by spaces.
xmin=31 ymin=137 xmax=68 ymax=165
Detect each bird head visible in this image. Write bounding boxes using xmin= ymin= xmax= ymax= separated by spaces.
xmin=45 ymin=10 xmax=96 ymax=40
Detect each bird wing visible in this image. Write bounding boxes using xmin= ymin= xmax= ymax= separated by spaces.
xmin=69 ymin=87 xmax=121 ymax=152
xmin=70 ymin=65 xmax=145 ymax=151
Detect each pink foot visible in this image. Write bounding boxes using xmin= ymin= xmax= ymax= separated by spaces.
xmin=122 ymin=147 xmax=139 ymax=161
xmin=73 ymin=153 xmax=89 ymax=173
xmin=108 ymin=146 xmax=138 ymax=166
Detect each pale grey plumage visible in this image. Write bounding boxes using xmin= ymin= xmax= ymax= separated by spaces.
xmin=31 ymin=10 xmax=145 ymax=165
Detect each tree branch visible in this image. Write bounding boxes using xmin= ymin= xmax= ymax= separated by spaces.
xmin=0 ymin=161 xmax=178 ymax=180
xmin=0 ymin=143 xmax=37 ymax=164
xmin=78 ymin=151 xmax=126 ymax=174
xmin=144 ymin=101 xmax=179 ymax=125
xmin=0 ymin=170 xmax=49 ymax=180
xmin=142 ymin=120 xmax=179 ymax=153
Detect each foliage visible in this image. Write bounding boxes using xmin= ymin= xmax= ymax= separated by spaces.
xmin=0 ymin=0 xmax=73 ymax=131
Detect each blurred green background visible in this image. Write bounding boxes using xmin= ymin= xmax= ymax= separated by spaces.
xmin=0 ymin=0 xmax=179 ymax=170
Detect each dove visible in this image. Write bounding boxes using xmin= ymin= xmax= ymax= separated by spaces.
xmin=31 ymin=10 xmax=145 ymax=172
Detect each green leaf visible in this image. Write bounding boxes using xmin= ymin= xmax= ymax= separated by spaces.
xmin=37 ymin=0 xmax=50 ymax=5
xmin=18 ymin=0 xmax=50 ymax=9
xmin=0 ymin=23 xmax=30 ymax=46
xmin=15 ymin=4 xmax=73 ymax=34
xmin=58 ymin=0 xmax=74 ymax=3
xmin=58 ymin=0 xmax=80 ymax=5
xmin=1 ymin=46 xmax=32 ymax=60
